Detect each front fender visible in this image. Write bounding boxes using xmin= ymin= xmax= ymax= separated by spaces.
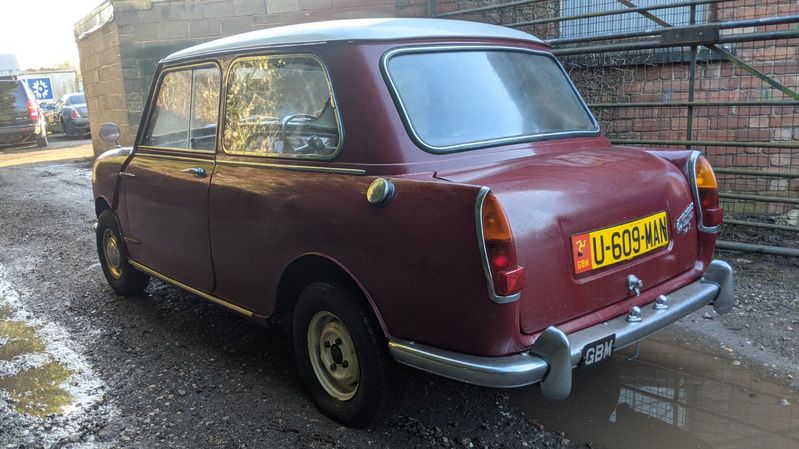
xmin=92 ymin=147 xmax=132 ymax=213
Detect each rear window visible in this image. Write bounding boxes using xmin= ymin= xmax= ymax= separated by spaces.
xmin=383 ymin=48 xmax=598 ymax=153
xmin=0 ymin=81 xmax=28 ymax=110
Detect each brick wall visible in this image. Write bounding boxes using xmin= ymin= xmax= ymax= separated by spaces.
xmin=76 ymin=0 xmax=396 ymax=156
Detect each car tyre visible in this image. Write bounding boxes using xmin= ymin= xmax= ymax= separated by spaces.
xmin=62 ymin=118 xmax=75 ymax=138
xmin=293 ymin=281 xmax=396 ymax=427
xmin=96 ymin=210 xmax=150 ymax=295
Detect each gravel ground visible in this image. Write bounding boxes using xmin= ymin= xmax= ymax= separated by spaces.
xmin=0 ymin=159 xmax=577 ymax=448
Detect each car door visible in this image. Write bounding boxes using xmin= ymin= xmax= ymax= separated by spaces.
xmin=208 ymin=54 xmax=344 ymax=313
xmin=120 ymin=63 xmax=221 ymax=293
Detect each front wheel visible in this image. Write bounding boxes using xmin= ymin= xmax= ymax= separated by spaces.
xmin=96 ymin=210 xmax=149 ymax=295
xmin=293 ymin=281 xmax=395 ymax=427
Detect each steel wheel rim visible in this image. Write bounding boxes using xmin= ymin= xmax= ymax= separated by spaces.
xmin=103 ymin=229 xmax=123 ymax=279
xmin=307 ymin=311 xmax=360 ymax=401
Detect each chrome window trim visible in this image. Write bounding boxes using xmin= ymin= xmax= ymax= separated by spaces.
xmin=221 ymin=53 xmax=344 ymax=161
xmin=475 ymin=186 xmax=521 ymax=304
xmin=136 ymin=152 xmax=216 ymax=164
xmin=216 ymin=159 xmax=365 ymax=175
xmin=138 ymin=61 xmax=223 ymax=153
xmin=688 ymin=150 xmax=720 ymax=234
xmin=137 ymin=145 xmax=216 ymax=156
xmin=381 ymin=45 xmax=601 ymax=154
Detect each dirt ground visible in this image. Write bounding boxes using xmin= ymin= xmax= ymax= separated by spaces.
xmin=0 ymin=151 xmax=796 ymax=448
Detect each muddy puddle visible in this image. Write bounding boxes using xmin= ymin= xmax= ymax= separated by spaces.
xmin=510 ymin=327 xmax=799 ymax=449
xmin=0 ymin=261 xmax=109 ymax=439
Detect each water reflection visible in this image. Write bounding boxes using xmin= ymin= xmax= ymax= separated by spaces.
xmin=510 ymin=328 xmax=799 ymax=449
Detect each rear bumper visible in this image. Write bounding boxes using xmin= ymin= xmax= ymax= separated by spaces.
xmin=0 ymin=123 xmax=42 ymax=146
xmin=389 ymin=259 xmax=734 ymax=399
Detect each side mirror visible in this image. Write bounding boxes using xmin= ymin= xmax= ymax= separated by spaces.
xmin=99 ymin=122 xmax=121 ymax=147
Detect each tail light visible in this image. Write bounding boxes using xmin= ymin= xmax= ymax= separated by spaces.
xmin=26 ymin=100 xmax=39 ymax=121
xmin=477 ymin=188 xmax=525 ymax=302
xmin=70 ymin=109 xmax=80 ymax=119
xmin=690 ymin=153 xmax=723 ymax=231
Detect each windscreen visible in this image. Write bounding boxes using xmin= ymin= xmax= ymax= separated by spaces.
xmin=385 ymin=49 xmax=598 ymax=152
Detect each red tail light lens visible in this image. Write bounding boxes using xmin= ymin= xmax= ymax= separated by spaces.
xmin=70 ymin=109 xmax=80 ymax=119
xmin=26 ymin=100 xmax=39 ymax=121
xmin=692 ymin=155 xmax=723 ymax=229
xmin=480 ymin=191 xmax=525 ymax=298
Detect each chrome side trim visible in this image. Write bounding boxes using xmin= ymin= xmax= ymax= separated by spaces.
xmin=216 ymin=159 xmax=365 ymax=175
xmin=380 ymin=45 xmax=601 ymax=154
xmin=688 ymin=150 xmax=720 ymax=233
xmin=128 ymin=260 xmax=254 ymax=317
xmin=475 ymin=187 xmax=521 ymax=304
xmin=123 ymin=236 xmax=141 ymax=245
xmin=388 ymin=259 xmax=733 ymax=398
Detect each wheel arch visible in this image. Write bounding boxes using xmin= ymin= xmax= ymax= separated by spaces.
xmin=95 ymin=196 xmax=112 ymax=217
xmin=275 ymin=253 xmax=389 ymax=338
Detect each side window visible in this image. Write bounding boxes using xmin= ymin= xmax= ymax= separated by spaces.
xmin=223 ymin=55 xmax=341 ymax=159
xmin=189 ymin=67 xmax=221 ymax=151
xmin=142 ymin=65 xmax=220 ymax=151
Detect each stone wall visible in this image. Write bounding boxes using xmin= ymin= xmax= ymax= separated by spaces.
xmin=76 ymin=0 xmax=396 ymax=156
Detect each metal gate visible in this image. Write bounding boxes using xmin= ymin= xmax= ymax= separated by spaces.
xmin=397 ymin=0 xmax=799 ymax=256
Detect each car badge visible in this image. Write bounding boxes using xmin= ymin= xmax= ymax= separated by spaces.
xmin=676 ymin=203 xmax=694 ymax=235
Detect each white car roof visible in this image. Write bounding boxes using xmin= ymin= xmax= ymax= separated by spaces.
xmin=162 ymin=18 xmax=545 ymax=62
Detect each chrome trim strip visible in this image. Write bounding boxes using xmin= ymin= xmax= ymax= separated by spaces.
xmin=475 ymin=186 xmax=521 ymax=304
xmin=221 ymin=53 xmax=344 ymax=161
xmin=380 ymin=45 xmax=601 ymax=154
xmin=388 ymin=259 xmax=734 ymax=396
xmin=216 ymin=159 xmax=365 ymax=175
xmin=128 ymin=260 xmax=254 ymax=317
xmin=688 ymin=150 xmax=720 ymax=233
xmin=135 ymin=152 xmax=216 ymax=164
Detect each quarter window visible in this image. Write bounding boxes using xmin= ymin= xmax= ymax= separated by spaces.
xmin=142 ymin=65 xmax=220 ymax=151
xmin=223 ymin=55 xmax=341 ymax=159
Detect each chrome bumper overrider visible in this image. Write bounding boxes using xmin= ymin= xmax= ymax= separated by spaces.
xmin=388 ymin=259 xmax=734 ymax=400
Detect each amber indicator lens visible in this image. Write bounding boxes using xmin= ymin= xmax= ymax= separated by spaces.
xmin=695 ymin=156 xmax=718 ymax=189
xmin=481 ymin=193 xmax=525 ymax=297
xmin=694 ymin=156 xmax=722 ymax=228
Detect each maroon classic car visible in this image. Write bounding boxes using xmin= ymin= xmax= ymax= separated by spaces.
xmin=92 ymin=18 xmax=734 ymax=427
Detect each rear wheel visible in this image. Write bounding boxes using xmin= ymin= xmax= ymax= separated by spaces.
xmin=293 ymin=281 xmax=395 ymax=427
xmin=96 ymin=210 xmax=149 ymax=295
xmin=62 ymin=118 xmax=75 ymax=138
xmin=36 ymin=132 xmax=48 ymax=147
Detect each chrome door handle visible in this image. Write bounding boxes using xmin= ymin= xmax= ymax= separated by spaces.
xmin=181 ymin=167 xmax=206 ymax=178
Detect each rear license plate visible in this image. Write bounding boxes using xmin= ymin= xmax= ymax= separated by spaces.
xmin=581 ymin=334 xmax=615 ymax=367
xmin=571 ymin=211 xmax=669 ymax=274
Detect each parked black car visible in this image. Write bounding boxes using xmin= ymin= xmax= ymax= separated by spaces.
xmin=46 ymin=93 xmax=89 ymax=138
xmin=0 ymin=80 xmax=48 ymax=148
